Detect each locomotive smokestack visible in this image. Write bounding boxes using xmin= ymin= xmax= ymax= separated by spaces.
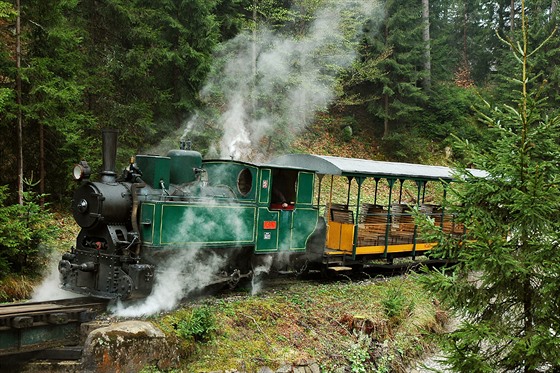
xmin=101 ymin=129 xmax=118 ymax=183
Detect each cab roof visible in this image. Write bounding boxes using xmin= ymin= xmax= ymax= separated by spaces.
xmin=270 ymin=154 xmax=486 ymax=181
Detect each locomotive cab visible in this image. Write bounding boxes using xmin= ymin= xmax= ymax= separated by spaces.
xmin=269 ymin=168 xmax=297 ymax=210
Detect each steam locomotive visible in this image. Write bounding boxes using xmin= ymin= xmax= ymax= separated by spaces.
xmin=59 ymin=130 xmax=472 ymax=300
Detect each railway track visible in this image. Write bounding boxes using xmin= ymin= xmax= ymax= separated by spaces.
xmin=220 ymin=258 xmax=452 ymax=298
xmin=0 ymin=297 xmax=108 ymax=357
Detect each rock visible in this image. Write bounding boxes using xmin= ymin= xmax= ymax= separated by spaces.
xmin=275 ymin=364 xmax=293 ymax=373
xmin=81 ymin=320 xmax=180 ymax=373
xmin=257 ymin=367 xmax=274 ymax=373
xmin=307 ymin=362 xmax=321 ymax=373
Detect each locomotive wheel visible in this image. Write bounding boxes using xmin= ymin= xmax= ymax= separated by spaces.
xmin=116 ymin=273 xmax=133 ymax=300
xmin=228 ymin=269 xmax=241 ymax=289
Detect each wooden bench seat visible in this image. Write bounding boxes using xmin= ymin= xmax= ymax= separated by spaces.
xmin=330 ymin=208 xmax=354 ymax=224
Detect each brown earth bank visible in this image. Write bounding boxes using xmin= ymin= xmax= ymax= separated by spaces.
xmin=7 ymin=275 xmax=449 ymax=373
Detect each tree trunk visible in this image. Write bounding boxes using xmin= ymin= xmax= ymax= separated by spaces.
xmin=383 ymin=22 xmax=389 ymax=138
xmin=39 ymin=123 xmax=45 ymax=207
xmin=16 ymin=0 xmax=23 ymax=205
xmin=523 ymin=275 xmax=535 ymax=373
xmin=498 ymin=1 xmax=505 ymax=31
xmin=252 ymin=0 xmax=257 ymax=116
xmin=422 ymin=0 xmax=431 ymax=90
xmin=552 ymin=0 xmax=558 ymax=15
xmin=383 ymin=93 xmax=389 ymax=138
xmin=463 ymin=1 xmax=468 ymax=65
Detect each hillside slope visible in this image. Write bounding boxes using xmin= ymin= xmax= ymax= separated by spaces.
xmin=150 ymin=275 xmax=447 ymax=373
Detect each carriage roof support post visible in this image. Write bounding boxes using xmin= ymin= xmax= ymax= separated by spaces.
xmin=351 ymin=176 xmax=365 ymax=260
xmin=411 ymin=180 xmax=425 ymax=258
xmin=374 ymin=177 xmax=380 ymax=205
xmin=383 ymin=178 xmax=396 ymax=257
xmin=440 ymin=182 xmax=448 ymax=229
xmin=345 ymin=176 xmax=353 ymax=208
xmin=316 ymin=174 xmax=324 ymax=207
xmin=329 ymin=175 xmax=334 ymax=208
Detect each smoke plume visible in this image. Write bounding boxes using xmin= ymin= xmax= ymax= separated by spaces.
xmin=182 ymin=0 xmax=381 ymax=161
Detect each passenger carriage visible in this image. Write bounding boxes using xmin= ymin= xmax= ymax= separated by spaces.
xmin=269 ymin=154 xmax=479 ymax=268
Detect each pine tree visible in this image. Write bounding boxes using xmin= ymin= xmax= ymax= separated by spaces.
xmin=366 ymin=0 xmax=427 ymax=138
xmin=0 ymin=1 xmax=17 ymax=193
xmin=22 ymin=0 xmax=93 ymax=199
xmin=528 ymin=0 xmax=560 ymax=112
xmin=420 ymin=0 xmax=560 ymax=371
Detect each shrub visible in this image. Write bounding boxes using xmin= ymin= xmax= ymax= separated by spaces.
xmin=175 ymin=306 xmax=216 ymax=342
xmin=379 ymin=132 xmax=430 ymax=163
xmin=0 ymin=185 xmax=58 ymax=279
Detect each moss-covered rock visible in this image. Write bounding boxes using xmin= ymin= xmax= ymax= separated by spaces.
xmin=82 ymin=321 xmax=181 ymax=373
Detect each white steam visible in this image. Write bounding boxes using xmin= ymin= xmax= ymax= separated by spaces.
xmin=110 ymin=249 xmax=225 ymax=317
xmin=111 ymin=200 xmax=245 ymax=317
xmin=251 ymin=255 xmax=273 ymax=296
xmin=183 ymin=0 xmax=381 ymax=161
xmin=31 ymin=254 xmax=80 ymax=301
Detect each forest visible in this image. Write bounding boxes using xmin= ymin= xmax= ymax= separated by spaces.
xmin=0 ymin=0 xmax=557 ymax=204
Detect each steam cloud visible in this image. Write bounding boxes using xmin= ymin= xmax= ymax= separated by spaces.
xmin=31 ymin=254 xmax=80 ymax=301
xmin=182 ymin=0 xmax=381 ymax=161
xmin=110 ymin=249 xmax=225 ymax=317
xmin=250 ymin=255 xmax=273 ymax=296
xmin=111 ymin=200 xmax=245 ymax=317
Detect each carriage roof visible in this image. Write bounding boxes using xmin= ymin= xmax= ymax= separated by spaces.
xmin=269 ymin=154 xmax=486 ymax=181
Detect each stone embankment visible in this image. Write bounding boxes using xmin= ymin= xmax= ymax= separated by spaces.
xmin=82 ymin=321 xmax=322 ymax=373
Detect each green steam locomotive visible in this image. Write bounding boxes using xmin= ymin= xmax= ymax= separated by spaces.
xmin=59 ymin=130 xmax=475 ymax=299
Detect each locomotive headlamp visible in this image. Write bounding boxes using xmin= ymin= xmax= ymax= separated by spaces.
xmin=72 ymin=161 xmax=91 ymax=181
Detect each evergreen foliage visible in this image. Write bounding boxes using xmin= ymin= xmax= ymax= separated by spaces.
xmin=0 ymin=184 xmax=57 ymax=278
xmin=365 ymin=0 xmax=428 ymax=138
xmin=419 ymin=3 xmax=560 ymax=370
xmin=22 ymin=0 xmax=94 ymax=198
xmin=0 ymin=0 xmax=558 ymax=210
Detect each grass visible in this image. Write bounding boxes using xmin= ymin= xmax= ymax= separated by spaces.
xmin=0 ymin=275 xmax=36 ymax=302
xmin=154 ymin=276 xmax=447 ymax=372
